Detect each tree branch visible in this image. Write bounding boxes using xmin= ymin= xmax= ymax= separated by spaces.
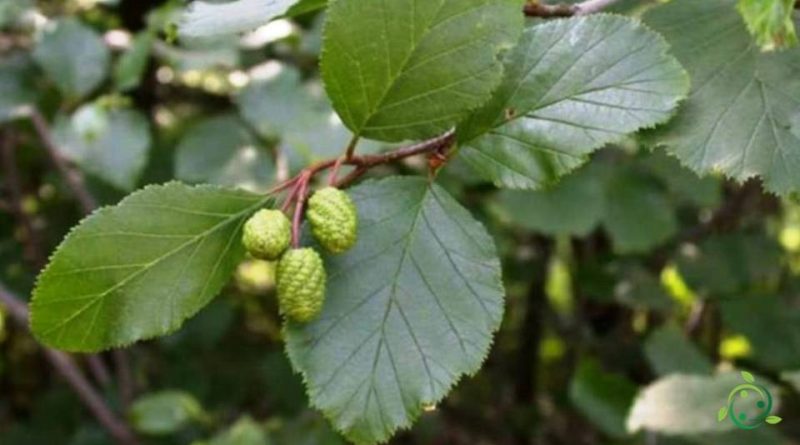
xmin=28 ymin=108 xmax=98 ymax=214
xmin=0 ymin=284 xmax=138 ymax=445
xmin=523 ymin=0 xmax=621 ymax=17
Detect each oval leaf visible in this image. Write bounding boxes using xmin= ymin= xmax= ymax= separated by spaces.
xmin=33 ymin=18 xmax=110 ymax=99
xmin=322 ymin=0 xmax=524 ymax=142
xmin=457 ymin=14 xmax=689 ymax=189
xmin=627 ymin=372 xmax=781 ymax=435
xmin=53 ymin=103 xmax=152 ymax=191
xmin=175 ymin=114 xmax=275 ymax=192
xmin=286 ymin=177 xmax=504 ymax=444
xmin=180 ymin=0 xmax=301 ymax=38
xmin=30 ymin=183 xmax=268 ymax=352
xmin=644 ymin=0 xmax=800 ymax=195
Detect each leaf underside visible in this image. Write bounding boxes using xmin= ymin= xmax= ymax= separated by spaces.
xmin=321 ymin=0 xmax=524 ymax=142
xmin=644 ymin=0 xmax=800 ymax=195
xmin=180 ymin=0 xmax=301 ymax=38
xmin=458 ymin=14 xmax=690 ymax=189
xmin=285 ymin=177 xmax=504 ymax=445
xmin=30 ymin=182 xmax=267 ymax=352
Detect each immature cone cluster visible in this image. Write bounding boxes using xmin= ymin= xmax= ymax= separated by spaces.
xmin=241 ymin=187 xmax=358 ymax=324
xmin=241 ymin=209 xmax=291 ymax=261
xmin=276 ymin=248 xmax=326 ymax=323
xmin=307 ymin=187 xmax=358 ymax=254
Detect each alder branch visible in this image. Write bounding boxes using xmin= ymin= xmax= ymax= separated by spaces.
xmin=0 ymin=284 xmax=139 ymax=445
xmin=523 ymin=0 xmax=621 ymax=17
xmin=277 ymin=130 xmax=456 ymax=235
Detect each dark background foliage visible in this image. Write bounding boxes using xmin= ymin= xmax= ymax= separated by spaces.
xmin=1 ymin=1 xmax=800 ymax=444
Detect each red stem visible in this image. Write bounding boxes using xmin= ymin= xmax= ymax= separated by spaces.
xmin=291 ymin=173 xmax=311 ymax=248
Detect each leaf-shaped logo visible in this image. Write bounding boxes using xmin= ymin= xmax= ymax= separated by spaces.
xmin=719 ymin=371 xmax=780 ymax=430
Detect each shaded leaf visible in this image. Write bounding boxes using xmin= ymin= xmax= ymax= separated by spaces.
xmin=114 ymin=31 xmax=154 ymax=91
xmin=737 ymin=0 xmax=797 ymax=51
xmin=627 ymin=372 xmax=780 ymax=435
xmin=30 ymin=183 xmax=268 ymax=352
xmin=53 ymin=103 xmax=152 ymax=191
xmin=494 ymin=161 xmax=606 ymax=236
xmin=602 ymin=167 xmax=677 ymax=253
xmin=322 ymin=0 xmax=524 ymax=142
xmin=205 ymin=417 xmax=271 ymax=445
xmin=720 ymin=295 xmax=800 ymax=370
xmin=676 ymin=233 xmax=782 ymax=296
xmin=180 ymin=0 xmax=301 ymax=38
xmin=286 ymin=177 xmax=504 ymax=444
xmin=175 ymin=114 xmax=275 ymax=192
xmin=569 ymin=359 xmax=637 ymax=438
xmin=33 ymin=18 xmax=110 ymax=98
xmin=644 ymin=325 xmax=714 ymax=376
xmin=0 ymin=51 xmax=37 ymax=122
xmin=644 ymin=0 xmax=800 ymax=195
xmin=129 ymin=391 xmax=205 ymax=436
xmin=458 ymin=15 xmax=689 ymax=189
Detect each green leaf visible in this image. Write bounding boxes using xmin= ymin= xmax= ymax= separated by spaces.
xmin=205 ymin=417 xmax=271 ymax=445
xmin=236 ymin=65 xmax=372 ymax=168
xmin=720 ymin=296 xmax=800 ymax=370
xmin=738 ymin=0 xmax=797 ymax=51
xmin=286 ymin=0 xmax=327 ymax=16
xmin=175 ymin=114 xmax=275 ymax=192
xmin=493 ymin=161 xmax=606 ymax=236
xmin=676 ymin=233 xmax=782 ymax=296
xmin=129 ymin=391 xmax=206 ymax=436
xmin=639 ymin=150 xmax=723 ymax=209
xmin=321 ymin=0 xmax=524 ymax=142
xmin=53 ymin=103 xmax=152 ymax=191
xmin=644 ymin=325 xmax=714 ymax=376
xmin=30 ymin=182 xmax=268 ymax=352
xmin=179 ymin=0 xmax=301 ymax=39
xmin=33 ymin=18 xmax=110 ymax=99
xmin=286 ymin=177 xmax=504 ymax=445
xmin=718 ymin=406 xmax=729 ymax=421
xmin=765 ymin=415 xmax=782 ymax=424
xmin=644 ymin=0 xmax=800 ymax=195
xmin=0 ymin=52 xmax=37 ymax=122
xmin=569 ymin=359 xmax=637 ymax=438
xmin=0 ymin=0 xmax=33 ymax=28
xmin=627 ymin=372 xmax=780 ymax=435
xmin=457 ymin=14 xmax=689 ymax=189
xmin=741 ymin=370 xmax=756 ymax=383
xmin=114 ymin=31 xmax=154 ymax=91
xmin=602 ymin=168 xmax=678 ymax=253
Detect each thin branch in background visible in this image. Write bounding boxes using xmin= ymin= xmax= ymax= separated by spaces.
xmin=523 ymin=0 xmax=622 ymax=17
xmin=86 ymin=355 xmax=113 ymax=388
xmin=30 ymin=106 xmax=140 ymax=404
xmin=27 ymin=108 xmax=98 ymax=214
xmin=0 ymin=284 xmax=139 ymax=445
xmin=114 ymin=349 xmax=135 ymax=408
xmin=0 ymin=130 xmax=46 ymax=268
xmin=684 ymin=299 xmax=708 ymax=339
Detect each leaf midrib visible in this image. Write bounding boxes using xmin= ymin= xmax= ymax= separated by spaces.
xmin=39 ymin=197 xmax=267 ymax=339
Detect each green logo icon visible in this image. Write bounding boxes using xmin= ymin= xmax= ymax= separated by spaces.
xmin=718 ymin=371 xmax=782 ymax=429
